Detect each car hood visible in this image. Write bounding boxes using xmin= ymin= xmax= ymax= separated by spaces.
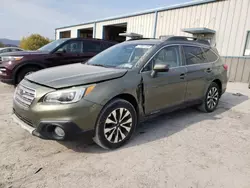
xmin=0 ymin=51 xmax=49 ymax=56
xmin=25 ymin=63 xmax=127 ymax=89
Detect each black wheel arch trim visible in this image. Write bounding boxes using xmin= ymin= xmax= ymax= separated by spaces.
xmin=12 ymin=61 xmax=46 ymax=83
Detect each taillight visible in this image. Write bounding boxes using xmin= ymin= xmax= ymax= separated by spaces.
xmin=223 ymin=64 xmax=228 ymax=71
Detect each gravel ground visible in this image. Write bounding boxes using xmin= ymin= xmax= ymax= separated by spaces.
xmin=0 ymin=82 xmax=250 ymax=188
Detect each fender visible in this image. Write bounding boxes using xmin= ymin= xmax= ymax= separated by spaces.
xmin=12 ymin=61 xmax=46 ymax=81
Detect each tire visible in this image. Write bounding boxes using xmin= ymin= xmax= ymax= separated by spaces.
xmin=93 ymin=99 xmax=137 ymax=149
xmin=198 ymin=82 xmax=220 ymax=113
xmin=16 ymin=67 xmax=41 ymax=84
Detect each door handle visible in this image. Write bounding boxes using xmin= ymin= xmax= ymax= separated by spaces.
xmin=180 ymin=73 xmax=186 ymax=79
xmin=206 ymin=68 xmax=212 ymax=73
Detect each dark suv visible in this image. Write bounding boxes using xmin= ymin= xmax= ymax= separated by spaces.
xmin=0 ymin=38 xmax=117 ymax=84
xmin=13 ymin=36 xmax=228 ymax=149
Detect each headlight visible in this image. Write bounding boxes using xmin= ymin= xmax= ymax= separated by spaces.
xmin=1 ymin=56 xmax=23 ymax=61
xmin=43 ymin=85 xmax=95 ymax=104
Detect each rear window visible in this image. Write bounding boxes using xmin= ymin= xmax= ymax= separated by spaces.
xmin=183 ymin=46 xmax=207 ymax=65
xmin=202 ymin=47 xmax=218 ymax=62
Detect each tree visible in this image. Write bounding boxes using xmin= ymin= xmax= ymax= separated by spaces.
xmin=20 ymin=34 xmax=50 ymax=50
xmin=0 ymin=42 xmax=4 ymax=47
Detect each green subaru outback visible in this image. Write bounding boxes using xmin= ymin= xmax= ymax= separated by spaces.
xmin=13 ymin=36 xmax=228 ymax=149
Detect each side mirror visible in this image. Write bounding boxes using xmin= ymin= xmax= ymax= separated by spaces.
xmin=55 ymin=48 xmax=66 ymax=55
xmin=151 ymin=64 xmax=169 ymax=77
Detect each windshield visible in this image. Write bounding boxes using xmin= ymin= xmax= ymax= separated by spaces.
xmin=37 ymin=39 xmax=69 ymax=52
xmin=87 ymin=43 xmax=153 ymax=69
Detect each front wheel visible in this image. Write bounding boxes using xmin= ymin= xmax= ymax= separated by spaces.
xmin=93 ymin=99 xmax=137 ymax=149
xmin=198 ymin=82 xmax=220 ymax=113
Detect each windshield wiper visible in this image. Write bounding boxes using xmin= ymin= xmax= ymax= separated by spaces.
xmin=88 ymin=64 xmax=115 ymax=68
xmin=89 ymin=64 xmax=106 ymax=67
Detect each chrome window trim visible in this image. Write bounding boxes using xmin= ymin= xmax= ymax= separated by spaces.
xmin=140 ymin=43 xmax=219 ymax=73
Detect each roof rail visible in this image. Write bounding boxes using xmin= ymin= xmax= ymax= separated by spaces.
xmin=164 ymin=36 xmax=210 ymax=45
xmin=127 ymin=38 xmax=156 ymax=41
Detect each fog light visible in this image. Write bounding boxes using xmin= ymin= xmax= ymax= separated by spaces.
xmin=54 ymin=127 xmax=65 ymax=137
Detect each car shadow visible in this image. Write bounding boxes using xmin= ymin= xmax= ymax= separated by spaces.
xmin=59 ymin=92 xmax=249 ymax=153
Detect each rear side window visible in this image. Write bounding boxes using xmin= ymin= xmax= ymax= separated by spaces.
xmin=12 ymin=48 xmax=22 ymax=52
xmin=183 ymin=46 xmax=206 ymax=65
xmin=202 ymin=47 xmax=218 ymax=62
xmin=1 ymin=49 xmax=11 ymax=53
xmin=83 ymin=41 xmax=101 ymax=53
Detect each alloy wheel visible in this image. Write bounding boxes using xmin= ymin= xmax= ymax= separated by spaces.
xmin=207 ymin=87 xmax=219 ymax=110
xmin=104 ymin=108 xmax=132 ymax=143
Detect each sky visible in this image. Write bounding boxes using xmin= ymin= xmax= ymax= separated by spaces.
xmin=1 ymin=0 xmax=189 ymax=40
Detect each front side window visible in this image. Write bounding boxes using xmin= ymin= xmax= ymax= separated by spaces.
xmin=183 ymin=46 xmax=206 ymax=65
xmin=38 ymin=39 xmax=69 ymax=52
xmin=87 ymin=43 xmax=153 ymax=69
xmin=59 ymin=41 xmax=83 ymax=53
xmin=144 ymin=46 xmax=180 ymax=71
xmin=202 ymin=47 xmax=218 ymax=62
xmin=244 ymin=31 xmax=250 ymax=56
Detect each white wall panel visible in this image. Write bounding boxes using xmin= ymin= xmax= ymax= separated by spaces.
xmin=235 ymin=0 xmax=250 ymax=56
xmin=56 ymin=0 xmax=250 ymax=56
xmin=227 ymin=0 xmax=243 ymax=56
xmin=221 ymin=0 xmax=236 ymax=55
xmin=155 ymin=0 xmax=250 ymax=56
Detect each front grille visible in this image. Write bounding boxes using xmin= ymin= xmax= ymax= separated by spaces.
xmin=14 ymin=84 xmax=36 ymax=108
xmin=13 ymin=109 xmax=33 ymax=127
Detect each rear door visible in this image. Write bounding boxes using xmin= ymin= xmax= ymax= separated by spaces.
xmin=141 ymin=45 xmax=187 ymax=114
xmin=80 ymin=40 xmax=102 ymax=63
xmin=182 ymin=45 xmax=214 ymax=101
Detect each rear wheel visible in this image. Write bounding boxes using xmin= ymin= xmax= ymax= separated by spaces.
xmin=198 ymin=82 xmax=220 ymax=112
xmin=16 ymin=66 xmax=41 ymax=84
xmin=93 ymin=99 xmax=137 ymax=149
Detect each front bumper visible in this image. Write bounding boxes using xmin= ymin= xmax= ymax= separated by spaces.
xmin=0 ymin=78 xmax=14 ymax=84
xmin=12 ymin=113 xmax=94 ymax=140
xmin=12 ymin=79 xmax=103 ymax=140
xmin=0 ymin=70 xmax=14 ymax=84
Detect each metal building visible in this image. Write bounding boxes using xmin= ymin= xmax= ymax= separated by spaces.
xmin=55 ymin=0 xmax=250 ymax=83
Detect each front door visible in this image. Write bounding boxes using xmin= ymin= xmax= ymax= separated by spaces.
xmin=46 ymin=40 xmax=84 ymax=67
xmin=141 ymin=45 xmax=187 ymax=115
